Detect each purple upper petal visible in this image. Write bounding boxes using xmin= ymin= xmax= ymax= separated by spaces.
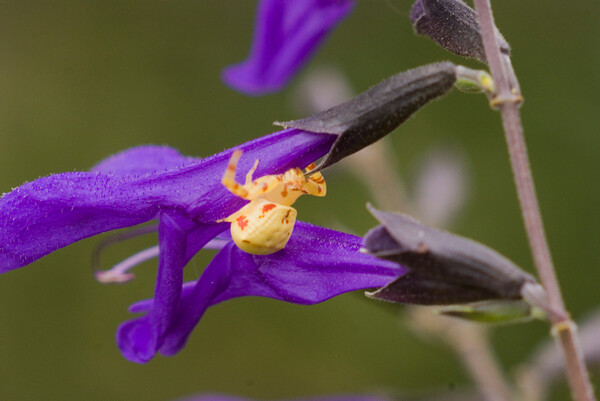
xmin=118 ymin=221 xmax=405 ymax=362
xmin=91 ymin=145 xmax=198 ymax=176
xmin=222 ymin=0 xmax=354 ymax=95
xmin=0 ymin=129 xmax=335 ymax=272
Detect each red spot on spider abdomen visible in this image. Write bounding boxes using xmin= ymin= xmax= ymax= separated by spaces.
xmin=262 ymin=203 xmax=277 ymax=213
xmin=236 ymin=215 xmax=249 ymax=230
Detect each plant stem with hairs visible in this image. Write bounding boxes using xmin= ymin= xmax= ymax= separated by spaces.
xmin=472 ymin=0 xmax=596 ymax=399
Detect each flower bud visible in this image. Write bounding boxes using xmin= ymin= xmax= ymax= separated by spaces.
xmin=275 ymin=62 xmax=457 ymax=171
xmin=411 ymin=0 xmax=509 ymax=64
xmin=363 ymin=205 xmax=536 ymax=305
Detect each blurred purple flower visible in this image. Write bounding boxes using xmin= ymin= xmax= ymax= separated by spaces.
xmin=0 ymin=129 xmax=404 ymax=363
xmin=223 ymin=0 xmax=355 ymax=95
xmin=176 ymin=395 xmax=389 ymax=401
xmin=175 ymin=392 xmax=483 ymax=401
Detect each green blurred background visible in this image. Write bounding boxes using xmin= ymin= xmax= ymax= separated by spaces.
xmin=0 ymin=1 xmax=598 ymax=400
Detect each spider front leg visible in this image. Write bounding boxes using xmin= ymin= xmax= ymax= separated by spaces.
xmin=245 ymin=159 xmax=260 ymax=185
xmin=221 ymin=150 xmax=280 ymax=200
xmin=221 ymin=150 xmax=250 ymax=199
xmin=219 ymin=151 xmax=326 ymax=255
xmin=301 ymin=163 xmax=327 ymax=197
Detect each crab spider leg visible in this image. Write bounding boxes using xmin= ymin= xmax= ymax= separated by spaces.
xmin=221 ymin=150 xmax=250 ymax=198
xmin=245 ymin=159 xmax=260 ymax=185
xmin=222 ymin=151 xmax=284 ymax=200
xmin=302 ymin=163 xmax=326 ymax=196
xmin=220 ymin=151 xmax=328 ymax=254
xmin=303 ymin=171 xmax=326 ymax=197
xmin=305 ymin=162 xmax=317 ymax=173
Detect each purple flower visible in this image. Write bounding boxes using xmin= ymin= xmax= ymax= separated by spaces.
xmin=175 ymin=393 xmax=483 ymax=401
xmin=0 ymin=128 xmax=404 ymax=363
xmin=176 ymin=395 xmax=390 ymax=401
xmin=222 ymin=0 xmax=355 ymax=95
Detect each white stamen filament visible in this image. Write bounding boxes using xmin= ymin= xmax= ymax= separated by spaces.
xmin=95 ymin=246 xmax=159 ymax=284
xmin=94 ymin=237 xmax=229 ymax=284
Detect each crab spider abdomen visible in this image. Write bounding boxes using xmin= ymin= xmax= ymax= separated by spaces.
xmin=228 ymin=198 xmax=297 ymax=255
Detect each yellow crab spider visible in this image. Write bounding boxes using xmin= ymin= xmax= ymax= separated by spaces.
xmin=219 ymin=149 xmax=326 ymax=255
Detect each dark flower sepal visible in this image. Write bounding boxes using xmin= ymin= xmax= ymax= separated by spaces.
xmin=411 ymin=0 xmax=510 ymax=64
xmin=363 ymin=205 xmax=537 ymax=306
xmin=275 ymin=62 xmax=457 ymax=171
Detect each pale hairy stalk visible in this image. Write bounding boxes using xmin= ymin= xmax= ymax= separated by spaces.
xmin=409 ymin=309 xmax=514 ymax=401
xmin=472 ymin=0 xmax=596 ymax=399
xmin=300 ymin=64 xmax=513 ymax=400
xmin=446 ymin=323 xmax=513 ymax=401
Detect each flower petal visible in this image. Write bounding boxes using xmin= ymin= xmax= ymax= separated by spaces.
xmin=91 ymin=145 xmax=197 ymax=176
xmin=118 ymin=222 xmax=405 ymax=361
xmin=222 ymin=0 xmax=354 ymax=95
xmin=116 ymin=212 xmax=225 ymax=364
xmin=0 ymin=129 xmax=335 ymax=272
